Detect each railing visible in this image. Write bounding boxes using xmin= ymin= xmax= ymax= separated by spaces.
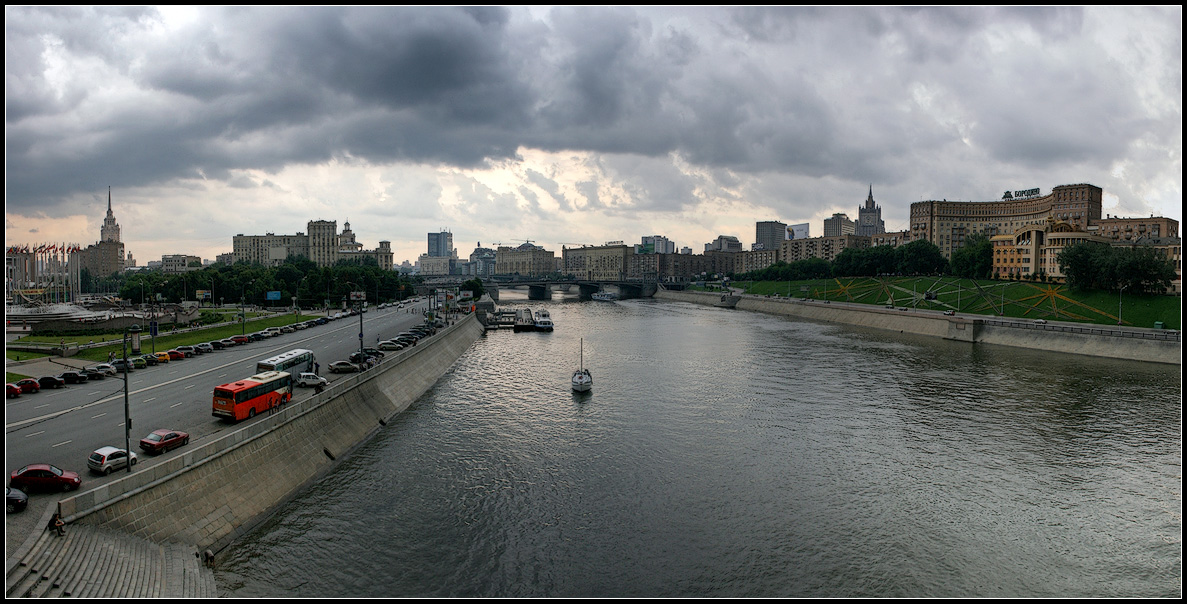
xmin=979 ymin=318 xmax=1181 ymax=342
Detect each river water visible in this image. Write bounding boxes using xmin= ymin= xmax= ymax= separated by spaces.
xmin=215 ymin=294 xmax=1181 ymax=597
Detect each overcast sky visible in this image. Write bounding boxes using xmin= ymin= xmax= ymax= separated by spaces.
xmin=5 ymin=6 xmax=1182 ymax=265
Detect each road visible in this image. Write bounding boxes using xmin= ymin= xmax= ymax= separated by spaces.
xmin=5 ymin=299 xmax=438 ymax=499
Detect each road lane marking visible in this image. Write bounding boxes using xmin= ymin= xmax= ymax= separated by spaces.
xmin=144 ymin=397 xmax=156 ymax=403
xmin=52 ymin=440 xmax=72 ymax=447
xmin=170 ymin=401 xmax=185 ymax=408
xmin=25 ymin=431 xmax=44 ymax=437
xmin=184 ymin=384 xmax=195 ymax=389
xmin=92 ymin=412 xmax=107 ymax=419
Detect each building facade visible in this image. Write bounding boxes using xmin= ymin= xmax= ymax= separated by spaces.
xmin=562 ymin=243 xmax=630 ymax=280
xmin=856 ymin=186 xmax=886 ymax=236
xmin=161 ymin=255 xmax=201 ymax=274
xmin=823 ymin=213 xmax=856 ymax=237
xmin=782 ymin=234 xmax=870 ymax=264
xmin=910 ymin=183 xmax=1103 ymax=259
xmin=704 ymin=235 xmax=743 ymax=253
xmin=231 ymin=219 xmax=392 ymax=269
xmin=497 ymin=243 xmax=556 ymax=278
xmin=754 ymin=221 xmax=787 ymax=252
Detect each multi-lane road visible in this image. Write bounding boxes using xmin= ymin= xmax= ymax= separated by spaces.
xmin=5 ymin=299 xmax=437 ymax=492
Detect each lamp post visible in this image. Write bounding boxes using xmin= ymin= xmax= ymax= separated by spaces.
xmin=347 ymin=281 xmax=364 ymax=358
xmin=1118 ymin=284 xmax=1127 ymax=331
xmin=123 ymin=324 xmax=141 ymax=473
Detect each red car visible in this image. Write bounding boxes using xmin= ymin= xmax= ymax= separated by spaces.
xmin=9 ymin=464 xmax=81 ymax=492
xmin=166 ymin=349 xmax=185 ymax=361
xmin=15 ymin=379 xmax=41 ymax=394
xmin=5 ymin=384 xmax=19 ymax=399
xmin=139 ymin=429 xmax=190 ymax=455
xmin=230 ymin=335 xmax=249 ymax=345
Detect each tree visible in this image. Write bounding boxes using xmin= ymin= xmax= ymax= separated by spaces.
xmin=895 ymin=240 xmax=948 ymax=275
xmin=460 ymin=278 xmax=486 ymax=300
xmin=950 ymin=233 xmax=993 ymax=279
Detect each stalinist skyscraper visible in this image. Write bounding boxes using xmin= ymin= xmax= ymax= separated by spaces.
xmin=101 ymin=186 xmax=122 ymax=243
xmin=856 ymin=185 xmax=885 ymax=237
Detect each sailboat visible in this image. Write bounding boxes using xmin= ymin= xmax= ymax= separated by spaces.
xmin=571 ymin=338 xmax=592 ymax=392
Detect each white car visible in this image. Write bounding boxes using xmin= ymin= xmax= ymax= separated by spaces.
xmin=93 ymin=363 xmax=118 ymax=376
xmin=295 ymin=372 xmax=328 ymax=388
xmin=87 ymin=446 xmax=138 ymax=475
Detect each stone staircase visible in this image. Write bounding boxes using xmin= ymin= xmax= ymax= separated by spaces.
xmin=5 ymin=523 xmax=216 ymax=598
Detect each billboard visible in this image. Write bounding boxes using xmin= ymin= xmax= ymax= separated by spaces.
xmin=265 ymin=290 xmax=282 ymax=301
xmin=349 ymin=291 xmax=367 ymax=301
xmin=196 ymin=289 xmax=211 ymax=300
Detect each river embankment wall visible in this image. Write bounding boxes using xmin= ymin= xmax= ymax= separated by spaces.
xmin=655 ymin=289 xmax=1180 ymax=365
xmin=57 ymin=313 xmax=485 ymax=553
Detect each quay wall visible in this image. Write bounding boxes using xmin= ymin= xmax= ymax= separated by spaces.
xmin=58 ymin=313 xmax=485 ymax=553
xmin=655 ymin=290 xmax=1180 ymax=365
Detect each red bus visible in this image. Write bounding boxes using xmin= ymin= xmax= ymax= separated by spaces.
xmin=212 ymin=371 xmax=293 ymax=421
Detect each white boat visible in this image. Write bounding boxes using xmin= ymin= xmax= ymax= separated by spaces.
xmin=571 ymin=338 xmax=592 ymax=392
xmin=591 ymin=292 xmax=617 ymax=301
xmin=534 ymin=309 xmax=554 ymax=332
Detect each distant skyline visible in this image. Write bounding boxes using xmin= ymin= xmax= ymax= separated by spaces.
xmin=5 ymin=6 xmax=1182 ymax=266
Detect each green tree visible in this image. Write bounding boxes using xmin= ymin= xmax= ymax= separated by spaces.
xmin=950 ymin=233 xmax=994 ymax=279
xmin=895 ymin=240 xmax=949 ymax=275
xmin=461 ymin=278 xmax=486 ymax=300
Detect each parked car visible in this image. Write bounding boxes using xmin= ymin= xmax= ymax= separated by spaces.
xmin=93 ymin=363 xmax=118 ymax=376
xmin=208 ymin=340 xmax=227 ymax=350
xmin=314 ymin=318 xmax=328 ymax=325
xmin=80 ymin=369 xmax=106 ymax=380
xmin=6 ymin=384 xmax=20 ymax=398
xmin=139 ymin=429 xmax=190 ymax=455
xmin=295 ymin=372 xmax=328 ymax=388
xmin=219 ymin=339 xmax=238 ymax=348
xmin=166 ymin=350 xmax=185 ymax=361
xmin=248 ymin=332 xmax=266 ymax=342
xmin=328 ymin=361 xmax=359 ymax=374
xmin=196 ymin=343 xmax=215 ymax=354
xmin=140 ymin=353 xmax=160 ymax=366
xmin=361 ymin=347 xmax=385 ymax=358
xmin=230 ymin=335 xmax=249 ymax=345
xmin=378 ymin=340 xmax=405 ymax=351
xmin=293 ymin=322 xmax=307 ymax=330
xmin=58 ymin=371 xmax=88 ymax=384
xmin=942 ymin=310 xmax=956 ymax=316
xmin=176 ymin=345 xmax=197 ymax=357
xmin=154 ymin=352 xmax=171 ymax=364
xmin=280 ymin=325 xmax=296 ymax=333
xmin=130 ymin=357 xmax=148 ymax=369
xmin=37 ymin=376 xmax=66 ymax=390
xmin=15 ymin=379 xmax=42 ymax=394
xmin=6 ymin=487 xmax=28 ymax=514
xmin=87 ymin=447 xmax=138 ymax=475
xmin=1033 ymin=319 xmax=1048 ymax=325
xmin=9 ymin=464 xmax=81 ymax=492
xmin=111 ymin=359 xmax=134 ymax=373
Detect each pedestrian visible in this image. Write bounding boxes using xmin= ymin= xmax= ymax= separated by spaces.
xmin=48 ymin=513 xmax=65 ymax=537
xmin=314 ymin=362 xmax=320 ymax=375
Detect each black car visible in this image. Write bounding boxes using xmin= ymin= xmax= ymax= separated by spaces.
xmin=361 ymin=347 xmax=385 ymax=358
xmin=140 ymin=354 xmax=159 ymax=366
xmin=208 ymin=340 xmax=226 ymax=350
xmin=80 ymin=369 xmax=106 ymax=381
xmin=58 ymin=371 xmax=88 ymax=384
xmin=37 ymin=376 xmax=66 ymax=389
xmin=6 ymin=487 xmax=28 ymax=514
xmin=314 ymin=318 xmax=328 ymax=325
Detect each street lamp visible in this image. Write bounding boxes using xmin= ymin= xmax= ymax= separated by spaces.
xmin=122 ymin=324 xmax=141 ymax=474
xmin=346 ymin=281 xmax=364 ymax=358
xmin=1118 ymin=284 xmax=1128 ymax=330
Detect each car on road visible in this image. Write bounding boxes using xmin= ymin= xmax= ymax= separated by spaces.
xmin=219 ymin=339 xmax=238 ymax=348
xmin=230 ymin=335 xmax=249 ymax=345
xmin=280 ymin=325 xmax=296 ymax=333
xmin=6 ymin=487 xmax=28 ymax=514
xmin=943 ymin=310 xmax=956 ymax=316
xmin=80 ymin=369 xmax=107 ymax=380
xmin=208 ymin=340 xmax=227 ymax=350
xmin=328 ymin=361 xmax=359 ymax=374
xmin=314 ymin=318 xmax=328 ymax=325
xmin=1033 ymin=319 xmax=1048 ymax=325
xmin=295 ymin=372 xmax=328 ymax=388
xmin=87 ymin=447 xmax=138 ymax=475
xmin=6 ymin=384 xmax=20 ymax=398
xmin=154 ymin=352 xmax=171 ymax=364
xmin=130 ymin=357 xmax=148 ymax=369
xmin=196 ymin=343 xmax=215 ymax=354
xmin=9 ymin=464 xmax=81 ymax=492
xmin=176 ymin=345 xmax=197 ymax=357
xmin=361 ymin=347 xmax=385 ymax=358
xmin=92 ymin=363 xmax=118 ymax=376
xmin=140 ymin=353 xmax=160 ymax=366
xmin=111 ymin=359 xmax=135 ymax=373
xmin=166 ymin=350 xmax=185 ymax=361
xmin=58 ymin=371 xmax=88 ymax=385
xmin=139 ymin=429 xmax=190 ymax=455
xmin=37 ymin=376 xmax=66 ymax=390
xmin=378 ymin=340 xmax=405 ymax=351
xmin=15 ymin=379 xmax=42 ymax=394
xmin=248 ymin=332 xmax=266 ymax=342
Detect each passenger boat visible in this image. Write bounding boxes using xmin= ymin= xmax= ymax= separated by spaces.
xmin=571 ymin=338 xmax=592 ymax=392
xmin=591 ymin=292 xmax=617 ymax=301
xmin=513 ymin=308 xmax=535 ymax=332
xmin=534 ymin=309 xmax=554 ymax=332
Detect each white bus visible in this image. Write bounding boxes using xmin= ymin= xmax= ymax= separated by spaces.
xmin=256 ymin=349 xmax=315 ymax=376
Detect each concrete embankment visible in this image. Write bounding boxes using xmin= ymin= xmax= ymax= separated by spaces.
xmin=655 ymin=289 xmax=1180 ymax=365
xmin=57 ymin=313 xmax=484 ymax=553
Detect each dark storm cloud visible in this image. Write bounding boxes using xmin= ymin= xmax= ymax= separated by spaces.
xmin=3 ymin=5 xmax=1179 ymax=219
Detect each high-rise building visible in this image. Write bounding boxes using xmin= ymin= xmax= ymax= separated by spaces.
xmin=856 ymin=186 xmax=885 ymax=236
xmin=754 ymin=221 xmax=787 ymax=252
xmin=704 ymin=235 xmax=743 ymax=253
xmin=639 ymin=235 xmax=675 ymax=254
xmin=428 ymin=230 xmax=455 ymax=258
xmin=787 ymin=223 xmax=810 ymax=240
xmin=823 ymin=213 xmax=856 ymax=237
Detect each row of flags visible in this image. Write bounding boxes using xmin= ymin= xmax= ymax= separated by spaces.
xmin=5 ymin=244 xmax=84 ymax=255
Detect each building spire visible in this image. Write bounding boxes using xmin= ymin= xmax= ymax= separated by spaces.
xmin=108 ymin=186 xmax=112 ymax=213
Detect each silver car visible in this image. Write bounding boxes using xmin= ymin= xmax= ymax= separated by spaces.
xmin=87 ymin=447 xmax=138 ymax=475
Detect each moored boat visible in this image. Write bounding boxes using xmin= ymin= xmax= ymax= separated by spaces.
xmin=535 ymin=309 xmax=554 ymax=331
xmin=571 ymin=338 xmax=591 ymax=392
